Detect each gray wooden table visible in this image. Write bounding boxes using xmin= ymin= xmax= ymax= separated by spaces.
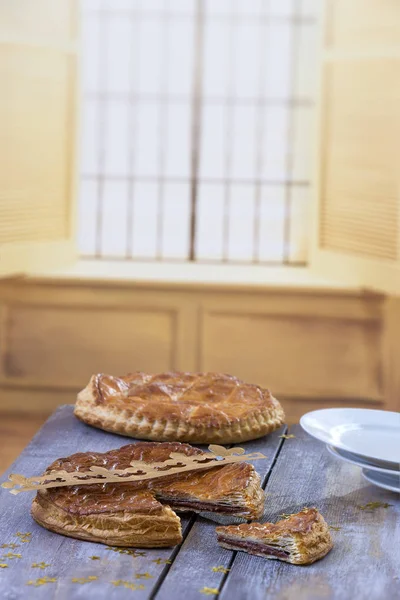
xmin=0 ymin=406 xmax=399 ymax=600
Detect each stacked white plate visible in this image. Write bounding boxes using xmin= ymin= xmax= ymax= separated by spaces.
xmin=300 ymin=408 xmax=400 ymax=493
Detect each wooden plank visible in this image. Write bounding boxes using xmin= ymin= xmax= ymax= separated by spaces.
xmin=154 ymin=427 xmax=286 ymax=600
xmin=219 ymin=425 xmax=400 ymax=600
xmin=0 ymin=406 xmax=195 ymax=599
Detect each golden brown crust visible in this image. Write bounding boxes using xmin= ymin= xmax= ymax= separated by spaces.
xmin=216 ymin=508 xmax=333 ymax=565
xmin=74 ymin=372 xmax=285 ymax=444
xmin=31 ymin=491 xmax=182 ymax=548
xmin=31 ymin=442 xmax=265 ymax=547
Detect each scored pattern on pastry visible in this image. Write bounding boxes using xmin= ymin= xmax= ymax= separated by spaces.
xmin=74 ymin=371 xmax=286 ymax=444
xmin=2 ymin=444 xmax=266 ymax=495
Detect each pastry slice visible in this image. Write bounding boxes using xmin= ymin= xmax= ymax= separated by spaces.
xmin=74 ymin=371 xmax=285 ymax=444
xmin=31 ymin=442 xmax=265 ymax=547
xmin=154 ymin=462 xmax=264 ymax=519
xmin=216 ymin=508 xmax=333 ymax=565
xmin=32 ymin=488 xmax=181 ymax=548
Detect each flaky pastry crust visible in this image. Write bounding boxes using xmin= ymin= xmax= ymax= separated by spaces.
xmin=31 ymin=442 xmax=265 ymax=547
xmin=216 ymin=508 xmax=333 ymax=565
xmin=74 ymin=372 xmax=285 ymax=444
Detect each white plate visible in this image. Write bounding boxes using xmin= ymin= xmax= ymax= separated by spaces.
xmin=362 ymin=469 xmax=400 ymax=493
xmin=300 ymin=408 xmax=400 ymax=465
xmin=327 ymin=445 xmax=399 ymax=475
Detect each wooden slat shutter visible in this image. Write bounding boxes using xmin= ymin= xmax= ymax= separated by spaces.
xmin=0 ymin=0 xmax=78 ymax=277
xmin=311 ymin=0 xmax=400 ymax=294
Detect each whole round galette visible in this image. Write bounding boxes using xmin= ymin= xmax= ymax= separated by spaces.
xmin=74 ymin=371 xmax=285 ymax=444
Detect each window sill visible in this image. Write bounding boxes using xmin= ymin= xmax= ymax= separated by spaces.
xmin=28 ymin=258 xmax=367 ymax=295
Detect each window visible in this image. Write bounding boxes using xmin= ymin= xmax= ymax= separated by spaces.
xmin=78 ymin=0 xmax=320 ymax=266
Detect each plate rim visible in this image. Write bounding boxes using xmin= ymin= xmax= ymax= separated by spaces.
xmin=300 ymin=408 xmax=400 ymax=465
xmin=362 ymin=469 xmax=400 ymax=493
xmin=327 ymin=445 xmax=400 ymax=475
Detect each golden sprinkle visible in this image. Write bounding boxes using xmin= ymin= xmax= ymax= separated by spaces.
xmin=106 ymin=547 xmax=146 ymax=557
xmin=72 ymin=576 xmax=98 ymax=584
xmin=111 ymin=580 xmax=145 ymax=590
xmin=135 ymin=572 xmax=153 ymax=580
xmin=200 ymin=587 xmax=219 ymax=596
xmin=0 ymin=564 xmax=8 ymax=569
xmin=2 ymin=552 xmax=22 ymax=560
xmin=358 ymin=502 xmax=392 ymax=511
xmin=32 ymin=562 xmax=51 ymax=570
xmin=329 ymin=526 xmax=341 ymax=532
xmin=16 ymin=532 xmax=31 ymax=544
xmin=1 ymin=543 xmax=20 ymax=549
xmin=90 ymin=556 xmax=101 ymax=560
xmin=279 ymin=434 xmax=296 ymax=439
xmin=27 ymin=577 xmax=57 ymax=587
xmin=152 ymin=558 xmax=172 ymax=565
xmin=212 ymin=566 xmax=230 ymax=574
xmin=279 ymin=507 xmax=314 ymax=520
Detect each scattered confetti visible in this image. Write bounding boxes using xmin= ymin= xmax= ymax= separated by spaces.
xmin=111 ymin=580 xmax=145 ymax=590
xmin=16 ymin=532 xmax=31 ymax=543
xmin=32 ymin=562 xmax=51 ymax=570
xmin=90 ymin=556 xmax=101 ymax=560
xmin=72 ymin=576 xmax=98 ymax=584
xmin=1 ymin=543 xmax=20 ymax=549
xmin=27 ymin=577 xmax=57 ymax=587
xmin=135 ymin=572 xmax=153 ymax=580
xmin=0 ymin=564 xmax=8 ymax=569
xmin=211 ymin=566 xmax=230 ymax=574
xmin=106 ymin=547 xmax=146 ymax=557
xmin=329 ymin=526 xmax=341 ymax=532
xmin=358 ymin=502 xmax=392 ymax=511
xmin=2 ymin=552 xmax=22 ymax=560
xmin=152 ymin=558 xmax=172 ymax=565
xmin=279 ymin=434 xmax=296 ymax=439
xmin=200 ymin=587 xmax=219 ymax=596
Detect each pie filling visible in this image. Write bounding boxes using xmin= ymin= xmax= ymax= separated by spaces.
xmin=218 ymin=536 xmax=290 ymax=559
xmin=160 ymin=499 xmax=247 ymax=514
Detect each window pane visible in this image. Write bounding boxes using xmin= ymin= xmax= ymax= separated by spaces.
xmin=199 ymin=104 xmax=227 ymax=179
xmin=78 ymin=180 xmax=98 ymax=256
xmin=101 ymin=181 xmax=129 ymax=257
xmin=133 ymin=104 xmax=160 ymax=177
xmin=261 ymin=107 xmax=290 ymax=181
xmin=202 ymin=20 xmax=230 ymax=97
xmin=258 ymin=186 xmax=285 ymax=262
xmin=105 ymin=16 xmax=133 ymax=93
xmin=131 ymin=183 xmax=159 ymax=258
xmin=227 ymin=185 xmax=256 ymax=261
xmin=161 ymin=183 xmax=191 ymax=259
xmin=196 ymin=184 xmax=225 ymax=260
xmin=231 ymin=105 xmax=257 ymax=180
xmin=103 ymin=102 xmax=129 ymax=175
xmin=164 ymin=104 xmax=191 ymax=178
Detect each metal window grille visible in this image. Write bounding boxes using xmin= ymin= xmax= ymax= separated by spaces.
xmin=79 ymin=0 xmax=320 ymax=265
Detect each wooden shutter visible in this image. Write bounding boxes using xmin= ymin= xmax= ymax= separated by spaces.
xmin=0 ymin=0 xmax=78 ymax=277
xmin=311 ymin=0 xmax=400 ymax=294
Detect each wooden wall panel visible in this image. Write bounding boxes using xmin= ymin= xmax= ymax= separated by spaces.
xmin=201 ymin=311 xmax=382 ymax=401
xmin=2 ymin=304 xmax=176 ymax=387
xmin=0 ymin=278 xmax=388 ymax=422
